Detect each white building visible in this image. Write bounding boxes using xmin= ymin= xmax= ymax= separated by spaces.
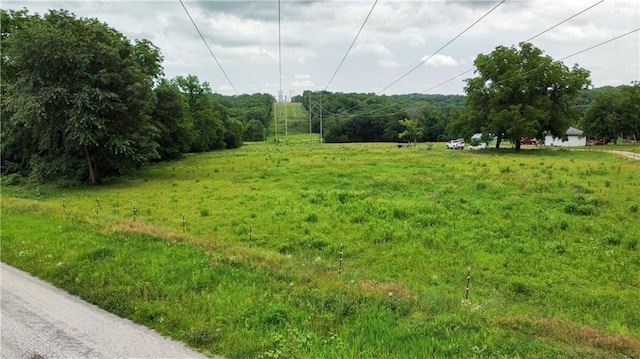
xmin=544 ymin=127 xmax=586 ymax=147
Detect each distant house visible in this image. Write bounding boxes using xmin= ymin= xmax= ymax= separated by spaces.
xmin=544 ymin=127 xmax=586 ymax=147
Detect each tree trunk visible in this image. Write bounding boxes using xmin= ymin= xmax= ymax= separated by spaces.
xmin=495 ymin=138 xmax=502 ymax=149
xmin=515 ymin=140 xmax=521 ymax=150
xmin=84 ymin=145 xmax=98 ymax=185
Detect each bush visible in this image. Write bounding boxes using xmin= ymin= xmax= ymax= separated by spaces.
xmin=2 ymin=173 xmax=25 ymax=186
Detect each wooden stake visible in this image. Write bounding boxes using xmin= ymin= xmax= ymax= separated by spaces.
xmin=339 ymin=243 xmax=343 ymax=272
xmin=182 ymin=214 xmax=186 ymax=233
xmin=465 ymin=266 xmax=471 ymax=300
xmin=249 ymin=226 xmax=253 ymax=248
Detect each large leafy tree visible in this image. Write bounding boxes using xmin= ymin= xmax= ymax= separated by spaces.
xmin=464 ymin=42 xmax=591 ymax=149
xmin=172 ymin=75 xmax=225 ymax=152
xmin=152 ymin=79 xmax=194 ymax=160
xmin=1 ymin=9 xmax=161 ymax=184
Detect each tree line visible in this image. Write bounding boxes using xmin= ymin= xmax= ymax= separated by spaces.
xmin=1 ymin=9 xmax=273 ymax=185
xmin=300 ymin=91 xmax=464 ymax=143
xmin=300 ymin=44 xmax=638 ymax=149
xmin=3 ymin=9 xmax=636 ymax=185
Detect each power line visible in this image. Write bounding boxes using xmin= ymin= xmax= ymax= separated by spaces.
xmin=473 ymin=28 xmax=640 ymax=91
xmin=179 ymin=0 xmax=239 ymax=94
xmin=324 ymin=0 xmax=379 ymax=91
xmin=344 ymin=1 xmax=455 ymax=92
xmin=326 ymin=27 xmax=640 ymax=122
xmin=524 ymin=0 xmax=604 ymax=43
xmin=377 ymin=0 xmax=506 ymax=94
xmin=558 ymin=27 xmax=639 ymax=62
xmin=428 ymin=28 xmax=640 ymax=94
xmin=421 ymin=0 xmax=610 ymax=94
xmin=315 ymin=0 xmax=498 ymax=115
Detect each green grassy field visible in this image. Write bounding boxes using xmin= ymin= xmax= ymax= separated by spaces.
xmin=271 ymin=102 xmax=315 ymax=144
xmin=2 ymin=143 xmax=640 ymax=358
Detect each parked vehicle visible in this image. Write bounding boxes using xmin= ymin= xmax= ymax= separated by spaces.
xmin=469 ymin=143 xmax=488 ymax=150
xmin=587 ymin=139 xmax=605 ymax=145
xmin=446 ymin=139 xmax=465 ymax=150
xmin=520 ymin=137 xmax=537 ymax=145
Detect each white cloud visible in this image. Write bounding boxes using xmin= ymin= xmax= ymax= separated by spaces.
xmin=420 ymin=54 xmax=462 ymax=68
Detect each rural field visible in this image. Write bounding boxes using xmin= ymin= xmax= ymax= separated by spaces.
xmin=2 ymin=142 xmax=640 ymax=358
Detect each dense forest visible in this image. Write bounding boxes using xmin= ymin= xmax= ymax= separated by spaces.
xmin=300 ymin=91 xmax=464 ymax=143
xmin=0 ymin=9 xmax=273 ymax=184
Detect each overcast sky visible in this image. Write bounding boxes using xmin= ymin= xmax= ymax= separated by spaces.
xmin=4 ymin=0 xmax=639 ymax=98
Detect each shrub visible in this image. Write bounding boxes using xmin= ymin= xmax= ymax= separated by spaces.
xmin=2 ymin=173 xmax=26 ymax=186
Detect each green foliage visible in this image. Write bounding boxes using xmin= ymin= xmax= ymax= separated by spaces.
xmin=0 ymin=9 xmax=261 ymax=184
xmin=398 ymin=118 xmax=423 ymax=143
xmin=173 ymin=75 xmax=225 ymax=152
xmin=152 ymin=79 xmax=193 ymax=160
xmin=464 ymin=42 xmax=591 ymax=150
xmin=244 ymin=119 xmax=267 ymax=141
xmin=584 ymin=83 xmax=640 ymax=142
xmin=301 ymin=91 xmax=457 ymax=143
xmin=1 ymin=9 xmax=161 ymax=184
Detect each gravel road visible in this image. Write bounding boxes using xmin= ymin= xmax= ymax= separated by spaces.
xmin=1 ymin=262 xmax=212 ymax=359
xmin=608 ymin=150 xmax=640 ymax=161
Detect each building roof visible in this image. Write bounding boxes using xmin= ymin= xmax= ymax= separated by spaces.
xmin=566 ymin=127 xmax=584 ymax=136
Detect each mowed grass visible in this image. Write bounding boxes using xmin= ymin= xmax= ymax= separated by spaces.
xmin=2 ymin=143 xmax=640 ymax=358
xmin=270 ymin=102 xmax=312 ymax=143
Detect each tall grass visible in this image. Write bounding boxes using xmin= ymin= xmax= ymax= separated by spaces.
xmin=2 ymin=143 xmax=639 ymax=358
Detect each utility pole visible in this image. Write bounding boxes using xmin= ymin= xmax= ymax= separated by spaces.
xmin=273 ymin=99 xmax=278 ymax=145
xmin=309 ymin=96 xmax=312 ymax=143
xmin=319 ymin=95 xmax=323 ymax=143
